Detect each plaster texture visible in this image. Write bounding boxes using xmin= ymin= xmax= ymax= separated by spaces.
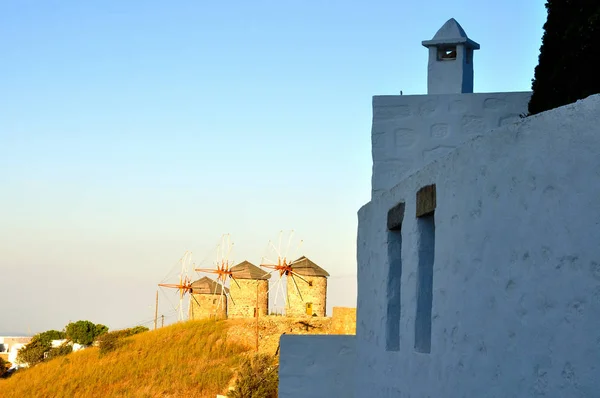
xmin=278 ymin=334 xmax=356 ymax=398
xmin=286 ymin=275 xmax=327 ymax=317
xmin=357 ymin=94 xmax=600 ymax=397
xmin=371 ymin=91 xmax=531 ymax=196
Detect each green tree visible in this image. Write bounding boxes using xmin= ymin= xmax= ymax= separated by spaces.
xmin=15 ymin=340 xmax=47 ymax=367
xmin=65 ymin=321 xmax=109 ymax=346
xmin=228 ymin=354 xmax=278 ymax=398
xmin=15 ymin=330 xmax=66 ymax=366
xmin=528 ymin=1 xmax=600 ymax=115
xmin=95 ymin=323 xmax=109 ymax=337
xmin=33 ymin=330 xmax=65 ymax=346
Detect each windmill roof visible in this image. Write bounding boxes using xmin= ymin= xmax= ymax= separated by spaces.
xmin=290 ymin=256 xmax=330 ymax=277
xmin=191 ymin=276 xmax=229 ymax=295
xmin=422 ymin=18 xmax=480 ymax=49
xmin=230 ymin=260 xmax=271 ymax=280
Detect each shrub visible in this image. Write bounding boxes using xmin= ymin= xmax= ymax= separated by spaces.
xmin=97 ymin=326 xmax=149 ymax=356
xmin=124 ymin=326 xmax=149 ymax=336
xmin=33 ymin=330 xmax=65 ymax=346
xmin=0 ymin=357 xmax=7 ymax=377
xmin=15 ymin=341 xmax=47 ymax=367
xmin=16 ymin=329 xmax=64 ymax=366
xmin=46 ymin=343 xmax=73 ymax=360
xmin=15 ymin=329 xmax=70 ymax=366
xmin=97 ymin=333 xmax=123 ymax=356
xmin=228 ymin=354 xmax=278 ymax=398
xmin=65 ymin=320 xmax=109 ymax=346
xmin=528 ymin=1 xmax=600 ymax=115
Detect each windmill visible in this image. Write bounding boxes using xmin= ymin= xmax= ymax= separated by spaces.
xmin=157 ymin=251 xmax=199 ymax=321
xmin=259 ymin=230 xmax=310 ymax=312
xmin=194 ymin=234 xmax=239 ymax=315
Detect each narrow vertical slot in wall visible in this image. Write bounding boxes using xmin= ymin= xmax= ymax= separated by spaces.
xmin=415 ymin=184 xmax=436 ymax=354
xmin=386 ymin=202 xmax=405 ymax=351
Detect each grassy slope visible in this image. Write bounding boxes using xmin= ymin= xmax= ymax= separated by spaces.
xmin=0 ymin=320 xmax=251 ymax=398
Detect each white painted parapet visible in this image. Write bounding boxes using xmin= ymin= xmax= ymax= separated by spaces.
xmin=278 ymin=334 xmax=356 ymax=398
xmin=371 ymin=91 xmax=531 ymax=196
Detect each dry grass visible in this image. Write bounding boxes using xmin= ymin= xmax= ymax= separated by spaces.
xmin=0 ymin=320 xmax=251 ymax=398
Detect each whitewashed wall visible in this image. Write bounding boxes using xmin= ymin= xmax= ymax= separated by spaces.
xmin=279 ymin=334 xmax=355 ymax=398
xmin=371 ymin=92 xmax=530 ymax=196
xmin=357 ymin=94 xmax=600 ymax=397
xmin=8 ymin=344 xmax=26 ymax=365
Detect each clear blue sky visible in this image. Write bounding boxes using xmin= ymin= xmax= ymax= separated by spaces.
xmin=0 ymin=0 xmax=547 ymax=334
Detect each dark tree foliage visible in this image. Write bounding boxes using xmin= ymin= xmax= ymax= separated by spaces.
xmin=528 ymin=1 xmax=600 ymax=115
xmin=0 ymin=357 xmax=7 ymax=377
xmin=97 ymin=326 xmax=149 ymax=356
xmin=15 ymin=341 xmax=47 ymax=367
xmin=228 ymin=354 xmax=278 ymax=398
xmin=65 ymin=320 xmax=109 ymax=346
xmin=33 ymin=330 xmax=65 ymax=346
xmin=46 ymin=343 xmax=73 ymax=360
xmin=15 ymin=330 xmax=66 ymax=366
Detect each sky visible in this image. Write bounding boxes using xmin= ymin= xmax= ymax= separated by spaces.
xmin=0 ymin=0 xmax=547 ymax=334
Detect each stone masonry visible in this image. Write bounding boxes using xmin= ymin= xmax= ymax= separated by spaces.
xmin=330 ymin=307 xmax=357 ymax=334
xmin=189 ymin=276 xmax=228 ymax=320
xmin=228 ymin=260 xmax=271 ymax=318
xmin=189 ymin=293 xmax=227 ymax=320
xmin=286 ymin=256 xmax=329 ymax=317
xmin=228 ymin=279 xmax=269 ymax=318
xmin=287 ymin=274 xmax=328 ymax=317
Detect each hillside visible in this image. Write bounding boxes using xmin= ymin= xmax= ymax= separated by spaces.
xmin=0 ymin=320 xmax=251 ymax=398
xmin=0 ymin=314 xmax=353 ymax=397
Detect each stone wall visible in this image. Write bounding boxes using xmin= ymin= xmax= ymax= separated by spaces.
xmin=331 ymin=307 xmax=356 ymax=334
xmin=356 ymin=95 xmax=600 ymax=397
xmin=228 ymin=279 xmax=269 ymax=318
xmin=189 ymin=293 xmax=227 ymax=320
xmin=286 ymin=275 xmax=327 ymax=317
xmin=371 ymin=91 xmax=530 ymax=196
xmin=279 ymin=334 xmax=356 ymax=398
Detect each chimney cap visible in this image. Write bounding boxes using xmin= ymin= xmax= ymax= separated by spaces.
xmin=422 ymin=18 xmax=480 ymax=49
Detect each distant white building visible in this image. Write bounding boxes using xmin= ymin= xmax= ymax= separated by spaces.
xmin=0 ymin=336 xmax=87 ymax=368
xmin=279 ymin=18 xmax=600 ymax=398
xmin=50 ymin=339 xmax=86 ymax=352
xmin=0 ymin=336 xmax=31 ymax=367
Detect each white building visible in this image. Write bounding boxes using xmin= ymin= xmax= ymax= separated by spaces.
xmin=50 ymin=339 xmax=86 ymax=352
xmin=279 ymin=18 xmax=600 ymax=398
xmin=0 ymin=336 xmax=87 ymax=369
xmin=0 ymin=336 xmax=31 ymax=366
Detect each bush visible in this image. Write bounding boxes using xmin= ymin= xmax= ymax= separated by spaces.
xmin=15 ymin=341 xmax=47 ymax=367
xmin=34 ymin=330 xmax=65 ymax=346
xmin=65 ymin=320 xmax=109 ymax=346
xmin=228 ymin=354 xmax=278 ymax=398
xmin=15 ymin=329 xmax=70 ymax=366
xmin=97 ymin=326 xmax=149 ymax=356
xmin=124 ymin=326 xmax=149 ymax=336
xmin=46 ymin=343 xmax=73 ymax=360
xmin=0 ymin=357 xmax=7 ymax=377
xmin=528 ymin=1 xmax=600 ymax=115
xmin=16 ymin=329 xmax=65 ymax=366
xmin=97 ymin=333 xmax=123 ymax=356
